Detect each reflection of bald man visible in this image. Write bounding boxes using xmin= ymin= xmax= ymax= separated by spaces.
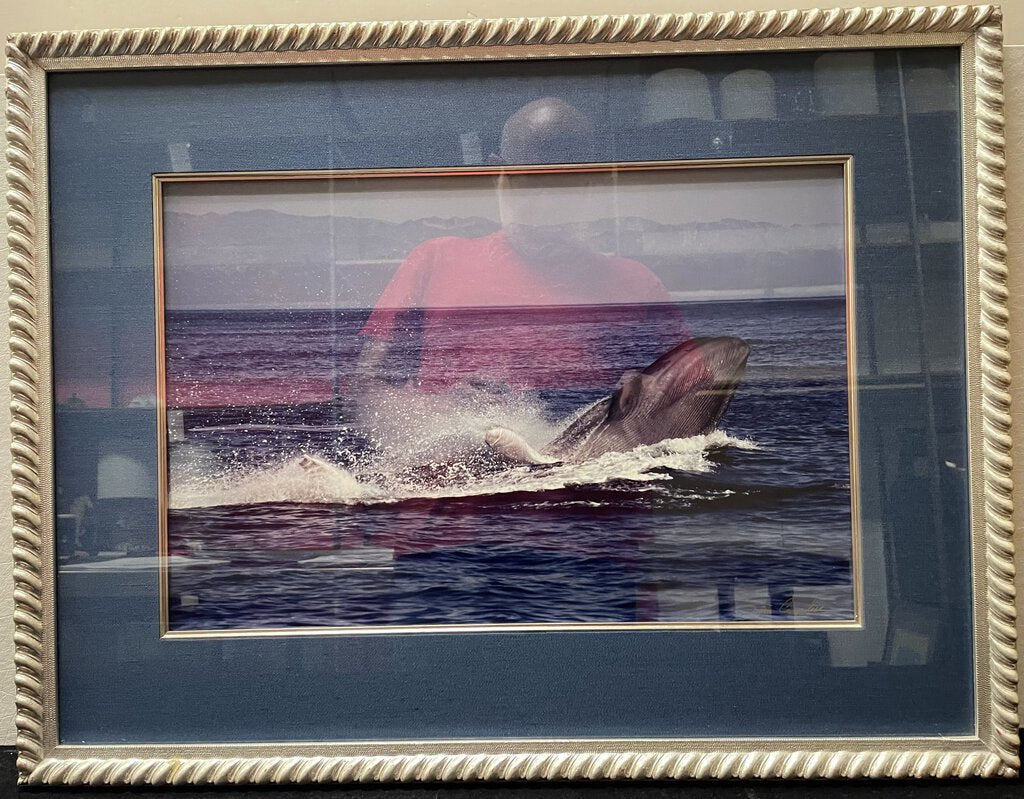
xmin=358 ymin=98 xmax=677 ymax=392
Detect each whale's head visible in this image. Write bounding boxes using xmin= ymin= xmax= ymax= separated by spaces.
xmin=600 ymin=336 xmax=750 ymax=448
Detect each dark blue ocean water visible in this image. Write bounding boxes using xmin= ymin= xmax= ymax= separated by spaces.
xmin=164 ymin=299 xmax=853 ymax=630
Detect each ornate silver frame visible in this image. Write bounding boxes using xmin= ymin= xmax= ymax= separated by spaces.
xmin=5 ymin=3 xmax=1016 ymax=785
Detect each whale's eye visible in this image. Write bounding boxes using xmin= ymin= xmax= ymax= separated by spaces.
xmin=608 ymin=371 xmax=644 ymax=421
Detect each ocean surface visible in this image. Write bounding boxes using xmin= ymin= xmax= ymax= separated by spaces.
xmin=164 ymin=299 xmax=853 ymax=630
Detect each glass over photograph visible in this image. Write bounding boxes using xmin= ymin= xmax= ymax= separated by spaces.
xmin=156 ymin=101 xmax=856 ymax=632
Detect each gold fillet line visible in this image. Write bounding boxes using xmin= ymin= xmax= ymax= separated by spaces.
xmin=154 ymin=178 xmax=171 ymax=637
xmin=960 ymin=26 xmax=983 ymax=746
xmin=39 ymin=732 xmax=994 ymax=755
xmin=152 ymin=154 xmax=855 ymax=182
xmin=161 ymin=620 xmax=864 ymax=638
xmin=153 ymin=157 xmax=862 ymax=638
xmin=842 ymin=155 xmax=865 ymax=630
xmin=30 ymin=33 xmax=972 ymax=73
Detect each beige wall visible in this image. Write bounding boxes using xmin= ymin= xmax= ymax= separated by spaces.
xmin=0 ymin=0 xmax=1020 ymax=747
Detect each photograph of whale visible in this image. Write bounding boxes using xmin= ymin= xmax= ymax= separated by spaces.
xmin=485 ymin=337 xmax=750 ymax=466
xmin=156 ymin=161 xmax=855 ymax=632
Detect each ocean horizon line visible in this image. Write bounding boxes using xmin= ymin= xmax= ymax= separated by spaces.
xmin=166 ymin=294 xmax=846 ymax=314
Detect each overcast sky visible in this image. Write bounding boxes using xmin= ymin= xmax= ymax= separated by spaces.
xmin=162 ymin=163 xmax=847 ymax=310
xmin=164 ymin=164 xmax=843 ymax=227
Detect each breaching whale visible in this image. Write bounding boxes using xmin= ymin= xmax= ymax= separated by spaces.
xmin=485 ymin=336 xmax=750 ymax=466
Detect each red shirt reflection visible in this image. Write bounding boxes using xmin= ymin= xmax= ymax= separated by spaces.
xmin=360 ymin=230 xmax=678 ymax=391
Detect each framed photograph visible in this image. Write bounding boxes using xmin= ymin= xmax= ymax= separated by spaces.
xmin=155 ymin=157 xmax=858 ymax=635
xmin=6 ymin=3 xmax=1016 ymax=785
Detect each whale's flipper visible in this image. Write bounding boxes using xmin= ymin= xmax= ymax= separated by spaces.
xmin=485 ymin=427 xmax=560 ymax=466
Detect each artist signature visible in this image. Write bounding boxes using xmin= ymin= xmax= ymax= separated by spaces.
xmin=757 ymin=597 xmax=825 ymax=614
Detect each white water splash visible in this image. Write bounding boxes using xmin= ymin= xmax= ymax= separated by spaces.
xmin=168 ymin=385 xmax=759 ymax=510
xmin=170 ymin=454 xmax=371 ymax=509
xmin=356 ymin=383 xmax=562 ymax=468
xmin=169 ymin=427 xmax=758 ymax=510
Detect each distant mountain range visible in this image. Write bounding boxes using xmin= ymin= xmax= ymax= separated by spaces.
xmin=164 ymin=210 xmax=500 ymax=266
xmin=163 ymin=210 xmax=845 ymax=309
xmin=165 ymin=210 xmax=842 ymax=265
